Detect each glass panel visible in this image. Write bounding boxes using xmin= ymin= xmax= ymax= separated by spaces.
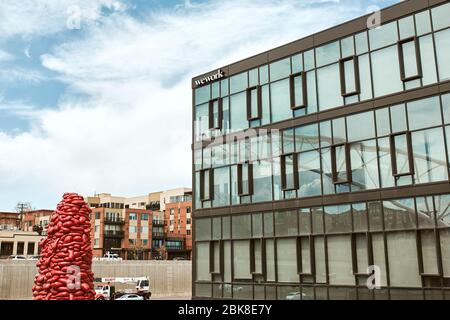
xmin=341 ymin=36 xmax=354 ymax=58
xmin=355 ymin=31 xmax=369 ymax=55
xmin=275 ymin=211 xmax=298 ymax=236
xmin=254 ymin=239 xmax=262 ymax=274
xmin=232 ymin=214 xmax=251 ymax=239
xmin=230 ymin=165 xmax=239 ymax=205
xmin=332 ymin=117 xmax=346 ymax=144
xmin=419 ymin=35 xmax=438 ymax=86
xmin=195 ymin=284 xmax=211 ymax=297
xmin=233 ymin=285 xmax=253 ymax=299
xmin=372 ymin=233 xmax=388 ymax=286
xmin=283 ymin=154 xmax=296 ymax=190
xmin=292 ymin=53 xmax=303 ymax=74
xmin=195 ymin=103 xmax=209 ymax=141
xmin=324 ymin=205 xmax=352 ymax=233
xmin=371 ymin=45 xmax=403 ymax=97
xmin=195 ymin=85 xmax=210 ymax=105
xmin=296 ymin=124 xmax=319 ymax=152
xmin=252 ymin=213 xmax=263 ymax=238
xmin=312 ymin=207 xmax=324 ymax=234
xmin=321 ymin=148 xmax=335 ymax=195
xmin=270 ymin=58 xmax=291 ymax=82
xmin=263 ymin=212 xmax=274 ymax=237
xmin=249 ymin=87 xmax=259 ymax=119
xmin=358 ymin=54 xmax=372 ymax=101
xmin=383 ymin=198 xmax=416 ymax=230
xmin=344 ymin=59 xmax=356 ymax=94
xmin=221 ymin=79 xmax=229 ymax=97
xmin=347 ymin=111 xmax=375 ymax=142
xmin=261 ymin=84 xmax=270 ymax=125
xmin=299 ymin=208 xmax=311 ymax=235
xmin=277 ymin=238 xmax=298 ymax=282
xmin=431 ymin=2 xmax=450 ymax=31
xmin=298 ymin=150 xmax=322 ymax=197
xmin=213 ymin=167 xmax=229 ymax=207
xmin=300 ymin=237 xmax=311 ymax=274
xmin=369 ymin=21 xmax=398 ymax=50
xmin=306 ymin=70 xmax=317 ymax=114
xmin=222 ymin=216 xmax=230 ymax=240
xmin=316 ymin=41 xmax=340 ymax=67
xmin=230 ymin=72 xmax=248 ymax=94
xmin=315 ymin=237 xmax=326 ymax=283
xmin=278 ymin=286 xmax=300 ymax=300
xmin=435 ymin=29 xmax=450 ymax=81
xmin=196 ymin=242 xmax=211 ymax=281
xmin=195 ymin=218 xmax=211 ymax=241
xmin=249 ymin=68 xmax=258 ymax=87
xmin=440 ymin=229 xmax=450 ymax=277
xmin=387 ymin=231 xmax=421 ymax=287
xmin=378 ymin=140 xmax=396 ymax=188
xmin=223 ymin=241 xmax=231 ymax=282
xmin=260 ymin=65 xmax=269 ymax=85
xmin=230 ymin=92 xmax=248 ymax=132
xmin=254 ymin=285 xmax=264 ymax=300
xmin=350 ymin=139 xmax=379 ymax=191
xmin=399 ymin=16 xmax=415 ymax=39
xmin=211 ymin=81 xmax=220 ymax=99
xmin=390 ymin=103 xmax=408 ymax=133
xmin=442 ymin=94 xmax=450 ymax=125
xmin=265 ymin=239 xmax=276 ymax=281
xmin=368 ymin=201 xmax=383 ymax=232
xmin=408 ymin=96 xmax=441 ymax=131
xmin=401 ymin=40 xmax=419 ymax=79
xmin=353 ymin=203 xmax=368 ymax=232
xmin=416 ymin=196 xmax=436 ymax=229
xmin=212 ymin=217 xmax=221 ymax=240
xmin=271 ymin=79 xmax=291 ymax=123
xmin=293 ymin=74 xmax=304 ymax=107
xmin=283 ymin=129 xmax=295 ymax=154
xmin=415 ymin=10 xmax=432 ymax=36
xmin=233 ymin=240 xmax=251 ymax=279
xmin=320 ymin=121 xmax=332 ymax=148
xmin=412 ymin=128 xmax=447 ymax=184
xmin=327 ymin=235 xmax=354 ymax=285
xmin=334 ymin=144 xmax=348 ymax=182
xmin=421 ymin=230 xmax=439 ymax=275
xmin=252 ymin=159 xmax=272 ymax=202
xmin=317 ymin=63 xmax=342 ymax=111
xmin=376 ymin=108 xmax=390 ymax=136
xmin=304 ymin=49 xmax=315 ymax=70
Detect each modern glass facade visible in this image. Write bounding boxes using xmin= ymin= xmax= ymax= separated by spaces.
xmin=192 ymin=0 xmax=450 ymax=300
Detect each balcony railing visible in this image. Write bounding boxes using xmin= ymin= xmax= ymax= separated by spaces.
xmin=104 ymin=217 xmax=125 ymax=225
xmin=152 ymin=232 xmax=165 ymax=238
xmin=104 ymin=230 xmax=125 ymax=238
xmin=152 ymin=220 xmax=165 ymax=227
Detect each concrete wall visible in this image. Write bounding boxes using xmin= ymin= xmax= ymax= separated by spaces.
xmin=0 ymin=260 xmax=192 ymax=300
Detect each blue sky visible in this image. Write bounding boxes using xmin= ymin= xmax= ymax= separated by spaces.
xmin=0 ymin=0 xmax=399 ymax=211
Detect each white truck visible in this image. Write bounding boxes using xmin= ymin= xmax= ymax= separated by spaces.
xmin=97 ymin=252 xmax=123 ymax=261
xmin=95 ymin=277 xmax=151 ymax=300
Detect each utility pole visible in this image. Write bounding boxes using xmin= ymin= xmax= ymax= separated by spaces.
xmin=15 ymin=202 xmax=31 ymax=231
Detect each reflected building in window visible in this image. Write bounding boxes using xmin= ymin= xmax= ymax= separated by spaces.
xmin=192 ymin=0 xmax=450 ymax=300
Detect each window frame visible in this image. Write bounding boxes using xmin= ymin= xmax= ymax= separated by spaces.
xmin=208 ymin=97 xmax=223 ymax=130
xmin=389 ymin=131 xmax=415 ymax=178
xmin=297 ymin=236 xmax=314 ymax=278
xmin=246 ymin=85 xmax=262 ymax=121
xmin=397 ymin=36 xmax=423 ymax=82
xmin=289 ymin=71 xmax=307 ymax=110
xmin=200 ymin=169 xmax=214 ymax=201
xmin=331 ymin=143 xmax=352 ymax=184
xmin=281 ymin=153 xmax=299 ymax=191
xmin=339 ymin=55 xmax=361 ymax=97
xmin=250 ymin=238 xmax=265 ymax=277
xmin=209 ymin=240 xmax=223 ymax=275
xmin=237 ymin=161 xmax=254 ymax=196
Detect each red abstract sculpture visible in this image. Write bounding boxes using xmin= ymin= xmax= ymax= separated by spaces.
xmin=32 ymin=193 xmax=95 ymax=300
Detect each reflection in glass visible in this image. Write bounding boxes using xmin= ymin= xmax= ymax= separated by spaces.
xmin=298 ymin=150 xmax=322 ymax=197
xmin=316 ymin=41 xmax=340 ymax=67
xmin=371 ymin=45 xmax=403 ymax=97
xmin=230 ymin=92 xmax=248 ymax=132
xmin=369 ymin=21 xmax=398 ymax=50
xmin=318 ymin=63 xmax=342 ymax=110
xmin=233 ymin=240 xmax=251 ymax=279
xmin=407 ymin=96 xmax=441 ymax=131
xmin=252 ymin=160 xmax=273 ymax=203
xmin=213 ymin=167 xmax=229 ymax=207
xmin=232 ymin=214 xmax=251 ymax=239
xmin=347 ymin=111 xmax=375 ymax=142
xmin=277 ymin=238 xmax=298 ymax=282
xmin=419 ymin=35 xmax=438 ymax=86
xmin=270 ymin=58 xmax=291 ymax=82
xmin=435 ymin=29 xmax=450 ymax=81
xmin=350 ymin=139 xmax=379 ymax=191
xmin=383 ymin=198 xmax=416 ymax=230
xmin=295 ymin=124 xmax=320 ymax=151
xmin=275 ymin=211 xmax=298 ymax=236
xmin=327 ymin=235 xmax=355 ymax=285
xmin=324 ymin=205 xmax=352 ymax=233
xmin=271 ymin=79 xmax=292 ymax=123
xmin=230 ymin=72 xmax=248 ymax=94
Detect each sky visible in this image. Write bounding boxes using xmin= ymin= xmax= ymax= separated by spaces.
xmin=0 ymin=0 xmax=400 ymax=211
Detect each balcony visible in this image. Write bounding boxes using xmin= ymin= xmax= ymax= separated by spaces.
xmin=152 ymin=220 xmax=165 ymax=227
xmin=104 ymin=230 xmax=125 ymax=238
xmin=152 ymin=232 xmax=165 ymax=239
xmin=104 ymin=217 xmax=125 ymax=225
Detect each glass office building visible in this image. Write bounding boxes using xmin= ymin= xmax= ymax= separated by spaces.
xmin=192 ymin=0 xmax=450 ymax=300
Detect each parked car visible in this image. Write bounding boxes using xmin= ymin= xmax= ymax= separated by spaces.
xmin=28 ymin=255 xmax=40 ymax=260
xmin=8 ymin=255 xmax=27 ymax=260
xmin=286 ymin=291 xmax=307 ymax=300
xmin=172 ymin=257 xmax=186 ymax=261
xmin=115 ymin=294 xmax=144 ymax=301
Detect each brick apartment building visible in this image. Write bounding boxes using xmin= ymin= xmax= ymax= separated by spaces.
xmin=0 ymin=212 xmax=20 ymax=231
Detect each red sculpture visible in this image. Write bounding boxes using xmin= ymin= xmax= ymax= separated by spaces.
xmin=32 ymin=193 xmax=95 ymax=300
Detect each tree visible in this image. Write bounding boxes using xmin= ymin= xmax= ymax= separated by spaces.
xmin=15 ymin=202 xmax=32 ymax=230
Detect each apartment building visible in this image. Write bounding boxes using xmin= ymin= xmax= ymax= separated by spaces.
xmin=192 ymin=0 xmax=450 ymax=300
xmin=0 ymin=212 xmax=19 ymax=231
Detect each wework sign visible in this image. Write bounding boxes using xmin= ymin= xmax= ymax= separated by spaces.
xmin=194 ymin=70 xmax=224 ymax=87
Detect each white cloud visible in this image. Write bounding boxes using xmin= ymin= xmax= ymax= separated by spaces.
xmin=0 ymin=50 xmax=14 ymax=62
xmin=0 ymin=0 xmax=378 ymax=210
xmin=0 ymin=0 xmax=127 ymax=39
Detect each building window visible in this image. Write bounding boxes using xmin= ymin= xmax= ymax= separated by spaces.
xmin=233 ymin=240 xmax=252 ymax=280
xmin=187 ymin=230 xmax=191 ymax=236
xmin=246 ymin=86 xmax=262 ymax=120
xmin=187 ymin=218 xmax=191 ymax=224
xmin=27 ymin=242 xmax=35 ymax=255
xmin=142 ymin=239 xmax=148 ymax=246
xmin=129 ymin=239 xmax=135 ymax=246
xmin=331 ymin=143 xmax=351 ymax=184
xmin=16 ymin=242 xmax=24 ymax=255
xmin=290 ymin=72 xmax=307 ymax=109
xmin=398 ymin=37 xmax=422 ymax=82
xmin=210 ymin=241 xmax=222 ymax=274
xmin=238 ymin=161 xmax=253 ymax=196
xmin=200 ymin=169 xmax=213 ymax=201
xmin=281 ymin=153 xmax=299 ymax=191
xmin=129 ymin=226 xmax=137 ymax=233
xmin=209 ymin=97 xmax=223 ymax=130
xmin=390 ymin=132 xmax=414 ymax=177
xmin=187 ymin=207 xmax=191 ymax=213
xmin=141 ymin=214 xmax=149 ymax=221
xmin=129 ymin=213 xmax=137 ymax=221
xmin=339 ymin=56 xmax=360 ymax=97
xmin=95 ymin=212 xmax=101 ymax=220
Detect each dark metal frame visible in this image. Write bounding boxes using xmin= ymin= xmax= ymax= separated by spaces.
xmin=330 ymin=143 xmax=352 ymax=184
xmin=208 ymin=97 xmax=223 ymax=130
xmin=389 ymin=131 xmax=415 ymax=178
xmin=339 ymin=56 xmax=361 ymax=97
xmin=246 ymin=86 xmax=263 ymax=121
xmin=281 ymin=153 xmax=299 ymax=191
xmin=290 ymin=72 xmax=307 ymax=109
xmin=200 ymin=169 xmax=214 ymax=201
xmin=237 ymin=161 xmax=254 ymax=196
xmin=397 ymin=36 xmax=423 ymax=82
